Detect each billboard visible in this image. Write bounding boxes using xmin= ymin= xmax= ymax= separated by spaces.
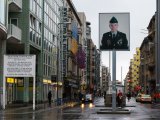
xmin=99 ymin=13 xmax=130 ymax=51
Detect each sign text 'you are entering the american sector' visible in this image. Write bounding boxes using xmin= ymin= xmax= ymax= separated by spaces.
xmin=3 ymin=55 xmax=36 ymax=77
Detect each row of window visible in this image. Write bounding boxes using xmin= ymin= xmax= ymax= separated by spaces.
xmin=30 ymin=15 xmax=42 ymax=33
xmin=44 ymin=39 xmax=57 ymax=52
xmin=44 ymin=1 xmax=60 ymax=29
xmin=43 ymin=53 xmax=56 ymax=76
xmin=44 ymin=13 xmax=59 ymax=32
xmin=30 ymin=15 xmax=42 ymax=46
xmin=30 ymin=0 xmax=42 ymax=20
xmin=44 ymin=27 xmax=56 ymax=43
xmin=30 ymin=0 xmax=61 ymax=77
xmin=44 ymin=64 xmax=52 ymax=77
xmin=44 ymin=1 xmax=60 ymax=16
xmin=30 ymin=28 xmax=42 ymax=46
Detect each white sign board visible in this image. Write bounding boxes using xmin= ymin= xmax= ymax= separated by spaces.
xmin=3 ymin=55 xmax=36 ymax=77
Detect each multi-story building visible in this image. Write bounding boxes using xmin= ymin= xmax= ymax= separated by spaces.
xmin=62 ymin=0 xmax=86 ymax=100
xmin=131 ymin=48 xmax=140 ymax=94
xmin=0 ymin=0 xmax=98 ymax=108
xmin=128 ymin=59 xmax=133 ymax=93
xmin=0 ymin=0 xmax=95 ymax=108
xmin=0 ymin=0 xmax=8 ymax=108
xmin=139 ymin=14 xmax=155 ymax=95
xmin=62 ymin=1 xmax=100 ymax=98
xmin=86 ymin=22 xmax=91 ymax=93
xmin=87 ymin=39 xmax=95 ymax=94
xmin=126 ymin=48 xmax=140 ymax=95
xmin=5 ymin=0 xmax=64 ymax=105
xmin=101 ymin=66 xmax=110 ymax=94
xmin=94 ymin=49 xmax=101 ymax=95
xmin=77 ymin=12 xmax=87 ymax=95
xmin=124 ymin=72 xmax=130 ymax=94
xmin=147 ymin=14 xmax=155 ymax=95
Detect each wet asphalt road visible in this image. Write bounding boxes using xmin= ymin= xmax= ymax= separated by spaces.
xmin=1 ymin=97 xmax=160 ymax=120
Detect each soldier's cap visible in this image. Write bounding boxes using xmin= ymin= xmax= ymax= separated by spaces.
xmin=110 ymin=16 xmax=118 ymax=23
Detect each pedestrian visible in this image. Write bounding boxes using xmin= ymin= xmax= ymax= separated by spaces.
xmin=48 ymin=90 xmax=52 ymax=107
xmin=100 ymin=16 xmax=128 ymax=50
xmin=117 ymin=90 xmax=123 ymax=107
xmin=127 ymin=92 xmax=131 ymax=102
xmin=104 ymin=91 xmax=106 ymax=100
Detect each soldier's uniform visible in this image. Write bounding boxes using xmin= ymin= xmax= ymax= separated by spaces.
xmin=100 ymin=17 xmax=128 ymax=50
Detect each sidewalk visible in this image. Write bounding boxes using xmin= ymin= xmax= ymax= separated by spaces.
xmin=125 ymin=97 xmax=136 ymax=107
xmin=0 ymin=101 xmax=79 ymax=115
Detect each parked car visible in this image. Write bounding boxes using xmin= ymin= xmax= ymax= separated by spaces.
xmin=136 ymin=93 xmax=144 ymax=102
xmin=140 ymin=94 xmax=152 ymax=103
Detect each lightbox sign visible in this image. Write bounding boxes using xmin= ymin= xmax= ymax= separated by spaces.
xmin=3 ymin=55 xmax=36 ymax=77
xmin=99 ymin=13 xmax=130 ymax=51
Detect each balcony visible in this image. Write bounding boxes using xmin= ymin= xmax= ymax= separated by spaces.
xmin=0 ymin=23 xmax=7 ymax=39
xmin=8 ymin=0 xmax=22 ymax=12
xmin=7 ymin=24 xmax=22 ymax=43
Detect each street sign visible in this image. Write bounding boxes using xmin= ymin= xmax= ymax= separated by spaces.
xmin=3 ymin=55 xmax=36 ymax=110
xmin=3 ymin=55 xmax=35 ymax=77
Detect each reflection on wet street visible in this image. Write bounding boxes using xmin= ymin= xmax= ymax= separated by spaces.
xmin=1 ymin=97 xmax=160 ymax=120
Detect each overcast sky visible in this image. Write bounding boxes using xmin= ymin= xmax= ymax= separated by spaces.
xmin=72 ymin=0 xmax=156 ymax=81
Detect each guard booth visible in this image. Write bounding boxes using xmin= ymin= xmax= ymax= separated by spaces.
xmin=116 ymin=84 xmax=126 ymax=107
xmin=104 ymin=83 xmax=126 ymax=107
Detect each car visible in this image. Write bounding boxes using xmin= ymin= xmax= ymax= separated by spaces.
xmin=140 ymin=94 xmax=152 ymax=103
xmin=81 ymin=94 xmax=93 ymax=103
xmin=136 ymin=93 xmax=144 ymax=102
xmin=85 ymin=94 xmax=93 ymax=103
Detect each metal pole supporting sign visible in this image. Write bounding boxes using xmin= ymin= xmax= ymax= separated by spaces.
xmin=112 ymin=50 xmax=116 ymax=111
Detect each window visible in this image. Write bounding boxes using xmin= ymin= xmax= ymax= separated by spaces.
xmin=17 ymin=78 xmax=24 ymax=87
xmin=30 ymin=15 xmax=36 ymax=29
xmin=10 ymin=18 xmax=18 ymax=26
xmin=0 ymin=0 xmax=5 ymax=25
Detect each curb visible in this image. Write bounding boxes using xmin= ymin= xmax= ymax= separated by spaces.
xmin=97 ymin=108 xmax=131 ymax=114
xmin=97 ymin=110 xmax=131 ymax=114
xmin=0 ymin=102 xmax=80 ymax=115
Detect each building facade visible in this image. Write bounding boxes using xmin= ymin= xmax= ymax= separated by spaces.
xmin=139 ymin=15 xmax=155 ymax=95
xmin=0 ymin=0 xmax=8 ymax=108
xmin=1 ymin=0 xmax=64 ymax=107
xmin=0 ymin=0 xmax=99 ymax=108
xmin=101 ymin=66 xmax=110 ymax=95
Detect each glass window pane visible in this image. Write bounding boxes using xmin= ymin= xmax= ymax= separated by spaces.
xmin=0 ymin=0 xmax=5 ymax=25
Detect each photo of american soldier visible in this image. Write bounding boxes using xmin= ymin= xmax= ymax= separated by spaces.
xmin=100 ymin=16 xmax=129 ymax=50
